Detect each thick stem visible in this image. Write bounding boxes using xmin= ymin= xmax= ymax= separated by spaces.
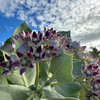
xmin=35 ymin=62 xmax=39 ymax=90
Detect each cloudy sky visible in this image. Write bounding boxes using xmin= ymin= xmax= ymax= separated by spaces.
xmin=0 ymin=0 xmax=100 ymax=51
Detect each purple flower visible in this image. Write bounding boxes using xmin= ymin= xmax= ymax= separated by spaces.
xmin=86 ymin=54 xmax=99 ymax=65
xmin=85 ymin=91 xmax=99 ymax=100
xmin=60 ymin=43 xmax=74 ymax=54
xmin=81 ymin=64 xmax=99 ymax=79
xmin=30 ymin=31 xmax=43 ymax=47
xmin=33 ymin=46 xmax=46 ymax=62
xmin=14 ymin=50 xmax=34 ymax=75
xmin=43 ymin=31 xmax=50 ymax=39
xmin=16 ymin=43 xmax=29 ymax=53
xmin=1 ymin=38 xmax=15 ymax=52
xmin=13 ymin=31 xmax=31 ymax=43
xmin=90 ymin=74 xmax=100 ymax=95
xmin=0 ymin=54 xmax=18 ymax=76
xmin=44 ymin=45 xmax=59 ymax=60
xmin=49 ymin=40 xmax=60 ymax=49
xmin=43 ymin=27 xmax=59 ymax=41
xmin=80 ymin=46 xmax=86 ymax=52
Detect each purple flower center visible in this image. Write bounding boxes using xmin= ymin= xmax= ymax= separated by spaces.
xmin=20 ymin=57 xmax=31 ymax=67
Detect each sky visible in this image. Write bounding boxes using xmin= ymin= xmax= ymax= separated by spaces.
xmin=0 ymin=0 xmax=100 ymax=51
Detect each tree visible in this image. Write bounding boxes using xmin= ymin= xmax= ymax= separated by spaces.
xmin=89 ymin=47 xmax=100 ymax=58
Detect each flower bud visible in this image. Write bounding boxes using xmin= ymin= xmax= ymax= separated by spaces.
xmin=17 ymin=43 xmax=29 ymax=53
xmin=77 ymin=51 xmax=83 ymax=59
xmin=66 ymin=38 xmax=72 ymax=44
xmin=71 ymin=41 xmax=80 ymax=50
xmin=49 ymin=40 xmax=60 ymax=49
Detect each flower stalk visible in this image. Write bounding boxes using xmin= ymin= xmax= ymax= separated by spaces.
xmin=35 ymin=62 xmax=39 ymax=90
xmin=22 ymin=73 xmax=28 ymax=87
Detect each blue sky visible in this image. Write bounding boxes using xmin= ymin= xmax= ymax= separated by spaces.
xmin=0 ymin=0 xmax=100 ymax=50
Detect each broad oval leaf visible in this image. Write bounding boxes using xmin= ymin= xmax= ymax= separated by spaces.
xmin=42 ymin=85 xmax=80 ymax=100
xmin=72 ymin=59 xmax=84 ymax=78
xmin=40 ymin=62 xmax=49 ymax=84
xmin=50 ymin=53 xmax=74 ymax=83
xmin=0 ymin=84 xmax=32 ymax=100
xmin=54 ymin=82 xmax=82 ymax=97
xmin=43 ymin=85 xmax=65 ymax=99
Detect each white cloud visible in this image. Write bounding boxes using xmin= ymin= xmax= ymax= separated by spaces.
xmin=5 ymin=25 xmax=13 ymax=31
xmin=37 ymin=16 xmax=44 ymax=21
xmin=0 ymin=0 xmax=100 ymax=50
xmin=27 ymin=17 xmax=37 ymax=28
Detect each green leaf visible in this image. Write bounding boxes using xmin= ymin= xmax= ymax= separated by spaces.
xmin=0 ymin=67 xmax=8 ymax=84
xmin=57 ymin=31 xmax=71 ymax=38
xmin=42 ymin=86 xmax=80 ymax=100
xmin=54 ymin=82 xmax=82 ymax=97
xmin=43 ymin=85 xmax=64 ymax=99
xmin=43 ymin=83 xmax=80 ymax=100
xmin=40 ymin=62 xmax=49 ymax=84
xmin=50 ymin=53 xmax=74 ymax=83
xmin=7 ymin=64 xmax=36 ymax=86
xmin=0 ymin=84 xmax=32 ymax=100
xmin=71 ymin=93 xmax=79 ymax=98
xmin=23 ymin=65 xmax=36 ymax=87
xmin=72 ymin=60 xmax=84 ymax=78
xmin=4 ymin=37 xmax=11 ymax=44
xmin=12 ymin=21 xmax=32 ymax=36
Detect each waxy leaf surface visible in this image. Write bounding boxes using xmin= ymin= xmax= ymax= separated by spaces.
xmin=50 ymin=53 xmax=74 ymax=83
xmin=0 ymin=85 xmax=32 ymax=100
xmin=54 ymin=82 xmax=82 ymax=97
xmin=72 ymin=59 xmax=84 ymax=78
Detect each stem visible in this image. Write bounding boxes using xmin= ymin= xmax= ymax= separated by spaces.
xmin=27 ymin=93 xmax=35 ymax=100
xmin=51 ymin=82 xmax=64 ymax=87
xmin=22 ymin=74 xmax=28 ymax=87
xmin=44 ymin=75 xmax=55 ymax=86
xmin=35 ymin=62 xmax=39 ymax=90
xmin=39 ymin=75 xmax=55 ymax=91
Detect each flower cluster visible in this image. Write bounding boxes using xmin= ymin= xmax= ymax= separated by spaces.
xmin=0 ymin=27 xmax=69 ymax=76
xmin=81 ymin=58 xmax=100 ymax=99
xmin=65 ymin=38 xmax=87 ymax=59
xmin=85 ymin=91 xmax=99 ymax=100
